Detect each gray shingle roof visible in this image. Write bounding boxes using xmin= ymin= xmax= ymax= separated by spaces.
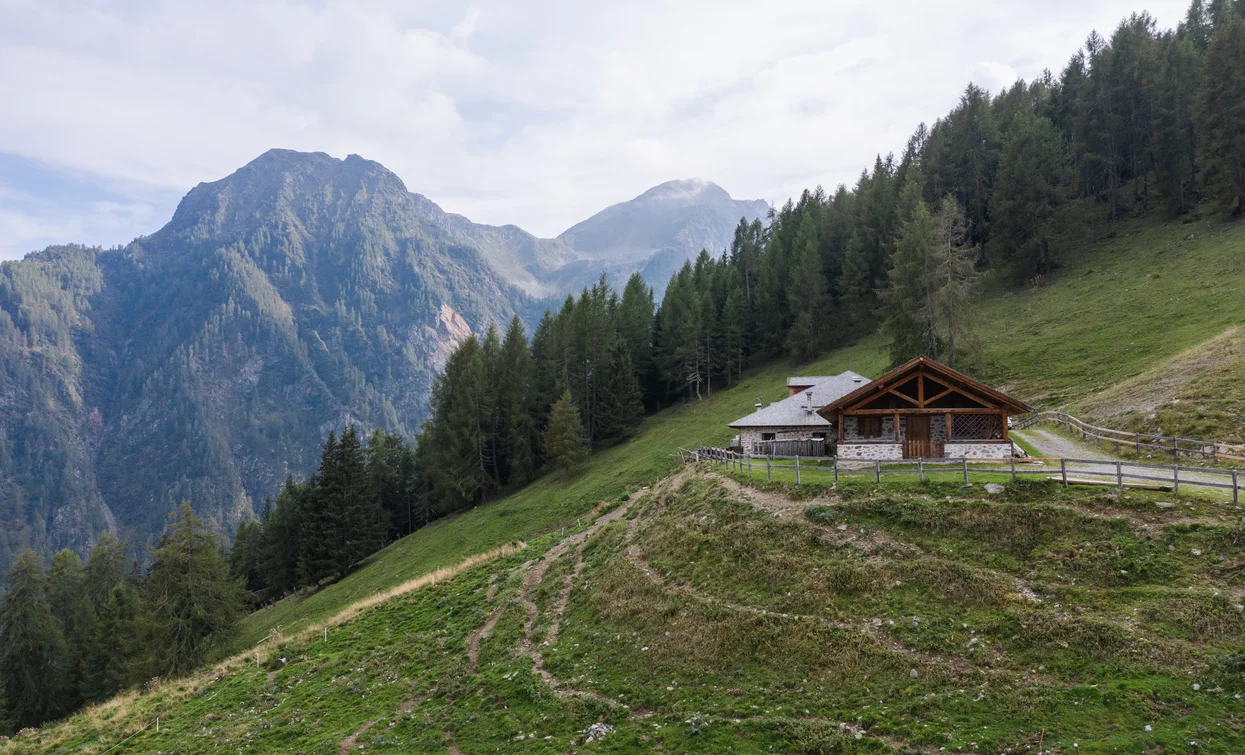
xmin=729 ymin=371 xmax=870 ymax=428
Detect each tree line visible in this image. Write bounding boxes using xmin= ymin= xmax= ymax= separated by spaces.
xmin=0 ymin=505 xmax=241 ymax=732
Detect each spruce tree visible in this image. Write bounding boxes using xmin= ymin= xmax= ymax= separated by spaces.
xmin=81 ymin=532 xmax=129 ymax=611
xmin=332 ymin=426 xmax=379 ymax=578
xmin=594 ymin=339 xmax=644 ymax=445
xmin=784 ymin=210 xmax=831 ymax=363
xmin=263 ymin=477 xmax=304 ymax=593
xmin=991 ymin=110 xmax=1070 ymax=277
xmin=497 ymin=316 xmax=536 ymax=485
xmin=881 ymin=187 xmax=940 ymax=365
xmin=79 ymin=581 xmax=141 ymax=703
xmin=617 ymin=274 xmax=656 ymax=406
xmin=1153 ymin=32 xmax=1203 ymax=215
xmin=142 ymin=503 xmax=243 ymax=676
xmin=925 ymin=197 xmax=984 ymax=368
xmin=0 ymin=550 xmax=69 ymax=728
xmin=1197 ymin=11 xmax=1245 ymax=215
xmin=299 ymin=435 xmax=338 ymax=585
xmin=544 ymin=390 xmax=588 ymax=471
xmin=421 ymin=336 xmax=492 ymax=513
xmin=48 ymin=549 xmax=86 ymax=708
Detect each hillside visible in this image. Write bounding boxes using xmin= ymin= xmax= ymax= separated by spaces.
xmin=6 ymin=196 xmax=1245 ymax=750
xmin=12 ymin=467 xmax=1244 ymax=753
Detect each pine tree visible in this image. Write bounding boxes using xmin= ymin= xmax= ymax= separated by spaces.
xmin=142 ymin=503 xmax=244 ymax=676
xmin=924 ymin=197 xmax=984 ymax=367
xmin=722 ymin=269 xmax=749 ymax=382
xmin=78 ymin=581 xmax=141 ymax=703
xmin=263 ymin=477 xmax=304 ymax=594
xmin=497 ymin=316 xmax=537 ymax=485
xmin=228 ymin=519 xmax=266 ymax=595
xmin=0 ymin=550 xmax=69 ymax=728
xmin=48 ymin=548 xmax=86 ymax=708
xmin=881 ymin=187 xmax=941 ymax=365
xmin=421 ymin=336 xmax=492 ymax=513
xmin=992 ymin=110 xmax=1070 ymax=277
xmin=1197 ymin=11 xmax=1245 ymax=215
xmin=594 ymin=339 xmax=644 ymax=445
xmin=299 ymin=434 xmax=339 ymax=585
xmin=332 ymin=426 xmax=379 ymax=578
xmin=1153 ymin=32 xmax=1203 ymax=215
xmin=617 ymin=274 xmax=656 ymax=407
xmin=784 ymin=210 xmax=831 ymax=363
xmin=544 ymin=390 xmax=588 ymax=470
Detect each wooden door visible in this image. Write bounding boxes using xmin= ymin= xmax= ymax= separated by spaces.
xmin=903 ymin=416 xmax=941 ymax=458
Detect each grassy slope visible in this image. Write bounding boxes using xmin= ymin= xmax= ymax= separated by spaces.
xmin=14 ymin=473 xmax=1244 ymax=753
xmin=12 ymin=201 xmax=1245 ymax=753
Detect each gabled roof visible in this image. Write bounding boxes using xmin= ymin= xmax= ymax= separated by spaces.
xmin=787 ymin=376 xmax=841 ymax=387
xmin=729 ymin=371 xmax=869 ymax=428
xmin=817 ymin=356 xmax=1031 ymax=417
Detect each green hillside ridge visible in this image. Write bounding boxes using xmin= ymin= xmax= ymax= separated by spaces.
xmin=8 ymin=199 xmax=1245 ymax=753
xmin=9 ymin=471 xmax=1244 ymax=753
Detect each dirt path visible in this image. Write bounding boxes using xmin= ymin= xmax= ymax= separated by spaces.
xmin=1014 ymin=427 xmax=1239 ymax=495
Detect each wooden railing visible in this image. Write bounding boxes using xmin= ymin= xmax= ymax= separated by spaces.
xmin=1013 ymin=410 xmax=1245 ymax=463
xmin=751 ymin=439 xmax=828 ymax=457
xmin=678 ymin=447 xmax=1242 ymax=504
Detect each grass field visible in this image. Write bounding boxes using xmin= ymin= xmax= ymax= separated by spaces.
xmin=12 ymin=471 xmax=1244 ymax=753
xmin=9 ymin=200 xmax=1245 ymax=753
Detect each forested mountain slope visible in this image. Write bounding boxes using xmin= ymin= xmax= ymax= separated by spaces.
xmin=0 ymin=150 xmax=532 ymax=572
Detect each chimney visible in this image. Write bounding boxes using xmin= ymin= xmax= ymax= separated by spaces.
xmin=755 ymin=395 xmax=763 ymax=410
xmin=806 ymin=390 xmax=814 ymax=413
xmin=852 ymin=376 xmax=864 ymax=384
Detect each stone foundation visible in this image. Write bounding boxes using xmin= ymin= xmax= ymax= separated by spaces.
xmin=836 ymin=443 xmax=904 ymax=460
xmin=944 ymin=442 xmax=1013 ymax=459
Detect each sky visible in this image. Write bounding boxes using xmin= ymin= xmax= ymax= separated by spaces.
xmin=0 ymin=0 xmax=1191 ymax=261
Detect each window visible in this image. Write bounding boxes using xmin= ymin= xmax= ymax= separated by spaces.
xmin=812 ymin=432 xmax=826 ymax=440
xmin=761 ymin=432 xmax=776 ymax=441
xmin=858 ymin=416 xmax=882 ymax=438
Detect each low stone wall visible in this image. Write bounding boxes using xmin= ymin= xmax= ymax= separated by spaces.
xmin=738 ymin=427 xmax=827 ymax=454
xmin=945 ymin=442 xmax=1012 ymax=459
xmin=837 ymin=443 xmax=904 ymax=460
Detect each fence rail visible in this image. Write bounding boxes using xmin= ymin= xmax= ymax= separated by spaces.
xmin=1014 ymin=410 xmax=1245 ymax=463
xmin=678 ymin=446 xmax=1242 ymax=504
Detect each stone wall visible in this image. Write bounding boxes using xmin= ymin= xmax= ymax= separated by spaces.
xmin=737 ymin=427 xmax=829 ymax=454
xmin=836 ymin=443 xmax=904 ymax=460
xmin=944 ymin=442 xmax=1013 ymax=459
xmin=843 ymin=416 xmax=900 ymax=442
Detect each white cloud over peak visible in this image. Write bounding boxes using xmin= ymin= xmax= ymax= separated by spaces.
xmin=0 ymin=0 xmax=1189 ymax=259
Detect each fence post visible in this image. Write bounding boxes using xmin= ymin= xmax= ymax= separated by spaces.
xmin=1172 ymin=437 xmax=1179 ymax=463
xmin=918 ymin=459 xmax=924 ymax=483
xmin=1116 ymin=461 xmax=1123 ymax=490
xmin=1233 ymin=470 xmax=1239 ymax=506
xmin=766 ymin=456 xmax=772 ymax=482
xmin=875 ymin=460 xmax=881 ymax=484
xmin=833 ymin=456 xmax=839 ymax=485
xmin=1173 ymin=465 xmax=1180 ymax=495
xmin=1010 ymin=455 xmax=1016 ymax=483
xmin=747 ymin=455 xmax=752 ymax=479
xmin=1135 ymin=432 xmax=1140 ymax=454
xmin=962 ymin=457 xmax=969 ymax=485
xmin=1060 ymin=458 xmax=1068 ymax=487
xmin=795 ymin=455 xmax=801 ymax=485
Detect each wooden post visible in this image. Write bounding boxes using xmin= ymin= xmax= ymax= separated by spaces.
xmin=1001 ymin=410 xmax=1010 ymax=442
xmin=795 ymin=455 xmax=801 ymax=485
xmin=1060 ymin=458 xmax=1068 ymax=487
xmin=945 ymin=412 xmax=952 ymax=443
xmin=766 ymin=456 xmax=771 ymax=482
xmin=1135 ymin=432 xmax=1140 ymax=454
xmin=747 ymin=455 xmax=752 ymax=479
xmin=918 ymin=459 xmax=924 ymax=483
xmin=875 ymin=460 xmax=881 ymax=484
xmin=1232 ymin=470 xmax=1239 ymax=506
xmin=1010 ymin=455 xmax=1016 ymax=483
xmin=1173 ymin=465 xmax=1179 ymax=495
xmin=1116 ymin=461 xmax=1123 ymax=489
xmin=962 ymin=457 xmax=969 ymax=485
xmin=1172 ymin=437 xmax=1179 ymax=462
xmin=838 ymin=411 xmax=845 ymax=444
xmin=833 ymin=455 xmax=839 ymax=485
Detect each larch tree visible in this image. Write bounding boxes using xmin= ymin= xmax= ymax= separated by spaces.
xmin=141 ymin=503 xmax=244 ymax=677
xmin=0 ymin=550 xmax=69 ymax=728
xmin=991 ymin=110 xmax=1071 ymax=277
xmin=784 ymin=209 xmax=831 ymax=363
xmin=923 ymin=197 xmax=984 ymax=368
xmin=881 ymin=183 xmax=941 ymax=366
xmin=1197 ymin=11 xmax=1245 ymax=216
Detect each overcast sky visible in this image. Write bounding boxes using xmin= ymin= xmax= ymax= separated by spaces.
xmin=0 ymin=0 xmax=1190 ymax=260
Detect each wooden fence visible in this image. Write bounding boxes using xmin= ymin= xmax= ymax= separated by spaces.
xmin=750 ymin=439 xmax=828 ymax=457
xmin=1014 ymin=410 xmax=1245 ymax=463
xmin=678 ymin=447 xmax=1243 ymax=505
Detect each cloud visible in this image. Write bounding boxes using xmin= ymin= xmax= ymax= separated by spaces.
xmin=0 ymin=0 xmax=1190 ymax=259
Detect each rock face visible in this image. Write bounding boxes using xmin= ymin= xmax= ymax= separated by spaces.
xmin=0 ymin=149 xmax=532 ymax=570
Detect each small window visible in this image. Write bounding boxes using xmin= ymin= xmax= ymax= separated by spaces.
xmin=761 ymin=432 xmax=776 ymax=441
xmin=858 ymin=416 xmax=882 ymax=438
xmin=812 ymin=432 xmax=826 ymax=440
